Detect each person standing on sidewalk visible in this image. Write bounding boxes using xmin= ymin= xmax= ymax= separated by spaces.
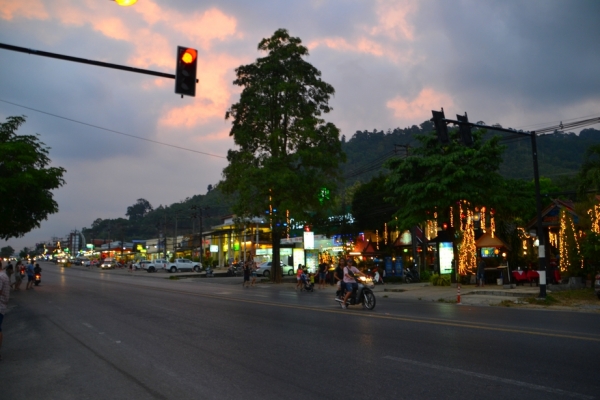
xmin=477 ymin=257 xmax=486 ymax=287
xmin=0 ymin=261 xmax=11 ymax=360
xmin=250 ymin=261 xmax=258 ymax=287
xmin=317 ymin=261 xmax=327 ymax=289
xmin=25 ymin=260 xmax=35 ymax=290
xmin=242 ymin=261 xmax=250 ymax=288
xmin=295 ymin=264 xmax=304 ymax=290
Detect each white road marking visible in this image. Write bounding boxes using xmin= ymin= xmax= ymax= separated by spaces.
xmin=384 ymin=356 xmax=593 ymax=400
xmin=82 ymin=322 xmax=93 ymax=329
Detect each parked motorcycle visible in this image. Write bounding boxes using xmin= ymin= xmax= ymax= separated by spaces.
xmin=34 ymin=272 xmax=41 ymax=286
xmin=404 ymin=264 xmax=420 ymax=283
xmin=595 ymin=273 xmax=600 ymax=300
xmin=335 ymin=275 xmax=376 ymax=310
xmin=227 ymin=264 xmax=241 ymax=277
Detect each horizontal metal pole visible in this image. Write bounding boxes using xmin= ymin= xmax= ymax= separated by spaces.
xmin=0 ymin=42 xmax=175 ymax=79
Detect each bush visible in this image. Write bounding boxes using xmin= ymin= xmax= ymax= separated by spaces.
xmin=420 ymin=270 xmax=432 ymax=282
xmin=430 ymin=273 xmax=451 ymax=286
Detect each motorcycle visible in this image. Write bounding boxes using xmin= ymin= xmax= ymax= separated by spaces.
xmin=404 ymin=264 xmax=420 ymax=283
xmin=595 ymin=273 xmax=600 ymax=300
xmin=227 ymin=264 xmax=241 ymax=277
xmin=34 ymin=272 xmax=41 ymax=286
xmin=335 ymin=275 xmax=376 ymax=310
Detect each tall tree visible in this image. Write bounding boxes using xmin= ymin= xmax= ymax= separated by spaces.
xmin=0 ymin=116 xmax=66 ymax=240
xmin=221 ymin=29 xmax=345 ymax=281
xmin=386 ymin=128 xmax=505 ymax=229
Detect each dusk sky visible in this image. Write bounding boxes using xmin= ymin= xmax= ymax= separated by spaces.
xmin=1 ymin=0 xmax=599 ymax=252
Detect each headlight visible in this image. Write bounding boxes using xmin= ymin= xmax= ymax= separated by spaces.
xmin=358 ymin=276 xmax=367 ymax=282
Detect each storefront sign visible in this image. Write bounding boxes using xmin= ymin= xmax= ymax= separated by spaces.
xmin=439 ymin=242 xmax=454 ymax=274
xmin=303 ymin=231 xmax=314 ymax=250
xmin=210 ymin=245 xmax=219 ymax=252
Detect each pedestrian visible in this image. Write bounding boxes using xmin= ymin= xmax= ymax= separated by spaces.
xmin=128 ymin=261 xmax=133 ymax=273
xmin=334 ymin=259 xmax=345 ymax=299
xmin=242 ymin=261 xmax=250 ymax=288
xmin=25 ymin=260 xmax=35 ymax=290
xmin=476 ymin=256 xmax=486 ymax=287
xmin=0 ymin=261 xmax=11 ymax=360
xmin=250 ymin=261 xmax=257 ymax=287
xmin=295 ymin=264 xmax=304 ymax=290
xmin=5 ymin=263 xmax=14 ymax=290
xmin=318 ymin=261 xmax=327 ymax=289
xmin=12 ymin=261 xmax=22 ymax=291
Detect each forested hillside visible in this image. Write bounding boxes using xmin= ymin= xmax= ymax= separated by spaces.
xmin=82 ymin=122 xmax=600 ymax=242
xmin=341 ymin=122 xmax=600 ymax=191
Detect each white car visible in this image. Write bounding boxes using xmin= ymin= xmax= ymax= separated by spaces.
xmin=255 ymin=261 xmax=294 ymax=277
xmin=165 ymin=258 xmax=202 ymax=273
xmin=141 ymin=259 xmax=168 ymax=273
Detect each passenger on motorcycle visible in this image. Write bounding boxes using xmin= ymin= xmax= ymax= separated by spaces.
xmin=334 ymin=259 xmax=345 ymax=299
xmin=341 ymin=259 xmax=361 ymax=309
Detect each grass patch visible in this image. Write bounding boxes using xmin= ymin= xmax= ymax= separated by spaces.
xmin=383 ymin=295 xmax=388 ymax=298
xmin=168 ymin=276 xmax=180 ymax=280
xmin=524 ymin=295 xmax=558 ymax=306
xmin=498 ymin=299 xmax=516 ymax=307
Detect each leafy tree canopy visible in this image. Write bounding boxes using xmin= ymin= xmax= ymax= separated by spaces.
xmin=0 ymin=116 xmax=66 ymax=240
xmin=126 ymin=198 xmax=153 ymax=222
xmin=0 ymin=246 xmax=15 ymax=258
xmin=220 ymin=29 xmax=345 ymax=280
xmin=385 ymin=128 xmax=504 ymax=230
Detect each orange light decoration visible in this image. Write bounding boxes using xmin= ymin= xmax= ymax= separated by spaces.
xmin=588 ymin=204 xmax=600 ymax=234
xmin=375 ymin=230 xmax=379 ymax=250
xmin=384 ymin=223 xmax=388 ymax=245
xmin=458 ymin=206 xmax=476 ymax=275
xmin=114 ymin=0 xmax=138 ymax=6
xmin=449 ymin=206 xmax=454 ymax=227
xmin=481 ymin=206 xmax=486 ymax=233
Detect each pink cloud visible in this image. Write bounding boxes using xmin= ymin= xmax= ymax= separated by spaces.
xmin=158 ymin=54 xmax=244 ymax=128
xmin=371 ymin=0 xmax=417 ymax=41
xmin=0 ymin=0 xmax=49 ymax=20
xmin=387 ymin=88 xmax=454 ymax=121
xmin=307 ymin=37 xmax=384 ymax=57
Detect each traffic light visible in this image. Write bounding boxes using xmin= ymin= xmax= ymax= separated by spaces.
xmin=175 ymin=46 xmax=198 ymax=97
xmin=431 ymin=109 xmax=449 ymax=144
xmin=456 ymin=112 xmax=473 ymax=146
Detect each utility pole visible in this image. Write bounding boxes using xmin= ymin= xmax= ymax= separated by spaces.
xmin=432 ymin=111 xmax=600 ymax=298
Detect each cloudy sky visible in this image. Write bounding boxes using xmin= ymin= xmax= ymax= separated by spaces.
xmin=1 ymin=0 xmax=599 ymax=251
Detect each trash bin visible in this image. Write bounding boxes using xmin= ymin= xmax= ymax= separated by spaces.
xmin=496 ymin=278 xmax=503 ymax=285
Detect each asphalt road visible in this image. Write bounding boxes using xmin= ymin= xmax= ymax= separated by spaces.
xmin=2 ymin=262 xmax=599 ymax=400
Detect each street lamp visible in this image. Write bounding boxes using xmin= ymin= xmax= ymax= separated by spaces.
xmin=113 ymin=0 xmax=138 ymax=6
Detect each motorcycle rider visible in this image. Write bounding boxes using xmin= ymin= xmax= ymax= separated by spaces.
xmin=334 ymin=259 xmax=345 ymax=299
xmin=341 ymin=258 xmax=361 ymax=309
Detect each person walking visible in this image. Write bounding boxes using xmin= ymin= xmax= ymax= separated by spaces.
xmin=250 ymin=261 xmax=258 ymax=287
xmin=476 ymin=257 xmax=486 ymax=287
xmin=317 ymin=261 xmax=327 ymax=289
xmin=0 ymin=261 xmax=11 ymax=360
xmin=12 ymin=261 xmax=22 ymax=291
xmin=25 ymin=260 xmax=35 ymax=290
xmin=242 ymin=261 xmax=250 ymax=288
xmin=295 ymin=264 xmax=304 ymax=290
xmin=334 ymin=259 xmax=345 ymax=299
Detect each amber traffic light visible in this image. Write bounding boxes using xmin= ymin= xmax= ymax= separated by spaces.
xmin=175 ymin=46 xmax=198 ymax=97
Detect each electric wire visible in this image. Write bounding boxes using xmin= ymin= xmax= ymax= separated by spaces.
xmin=0 ymin=98 xmax=227 ymax=159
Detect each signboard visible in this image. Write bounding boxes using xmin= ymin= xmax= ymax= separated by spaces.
xmin=303 ymin=231 xmax=314 ymax=250
xmin=209 ymin=245 xmax=219 ymax=253
xmin=438 ymin=242 xmax=454 ymax=274
xmin=86 ymin=244 xmax=94 ymax=249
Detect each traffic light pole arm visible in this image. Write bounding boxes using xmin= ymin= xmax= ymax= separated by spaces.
xmin=0 ymin=42 xmax=175 ymax=80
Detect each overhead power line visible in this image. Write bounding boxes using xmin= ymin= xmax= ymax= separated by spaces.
xmin=0 ymin=99 xmax=227 ymax=159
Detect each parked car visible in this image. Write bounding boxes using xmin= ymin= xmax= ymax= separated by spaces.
xmin=100 ymin=258 xmax=117 ymax=269
xmin=165 ymin=258 xmax=202 ymax=273
xmin=141 ymin=259 xmax=168 ymax=273
xmin=255 ymin=261 xmax=294 ymax=277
